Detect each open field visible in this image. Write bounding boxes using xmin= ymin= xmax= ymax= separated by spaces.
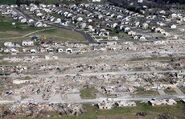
xmin=0 ymin=24 xmax=85 ymax=43
xmin=0 ymin=26 xmax=84 ymax=41
xmin=35 ymin=28 xmax=85 ymax=42
xmin=0 ymin=15 xmax=42 ymax=43
xmin=0 ymin=21 xmax=41 ymax=37
xmin=0 ymin=61 xmax=19 ymax=66
xmin=0 ymin=0 xmax=16 ymax=4
xmin=134 ymin=87 xmax=159 ymax=96
xmin=80 ymin=87 xmax=97 ymax=99
xmin=0 ymin=15 xmax=85 ymax=44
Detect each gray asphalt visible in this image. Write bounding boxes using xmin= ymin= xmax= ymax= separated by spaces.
xmin=0 ymin=94 xmax=184 ymax=104
xmin=1 ymin=69 xmax=183 ymax=78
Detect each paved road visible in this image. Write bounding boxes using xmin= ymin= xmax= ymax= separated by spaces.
xmin=1 ymin=69 xmax=182 ymax=78
xmin=2 ymin=50 xmax=185 ymax=59
xmin=15 ymin=8 xmax=33 ymax=20
xmin=158 ymin=89 xmax=166 ymax=96
xmin=1 ymin=94 xmax=184 ymax=104
xmin=174 ymin=87 xmax=184 ymax=95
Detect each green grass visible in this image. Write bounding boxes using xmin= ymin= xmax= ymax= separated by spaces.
xmin=24 ymin=76 xmax=32 ymax=80
xmin=53 ymin=103 xmax=185 ymax=119
xmin=87 ymin=103 xmax=184 ymax=119
xmin=2 ymin=102 xmax=185 ymax=119
xmin=0 ymin=15 xmax=41 ymax=32
xmin=0 ymin=61 xmax=19 ymax=66
xmin=36 ymin=28 xmax=85 ymax=42
xmin=80 ymin=87 xmax=97 ymax=99
xmin=0 ymin=21 xmax=39 ymax=31
xmin=0 ymin=15 xmax=85 ymax=44
xmin=0 ymin=0 xmax=16 ymax=4
xmin=0 ymin=17 xmax=42 ymax=42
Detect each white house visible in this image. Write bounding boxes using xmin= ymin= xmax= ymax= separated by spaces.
xmin=20 ymin=18 xmax=27 ymax=23
xmin=28 ymin=19 xmax=34 ymax=24
xmin=22 ymin=40 xmax=34 ymax=47
xmin=88 ymin=25 xmax=95 ymax=32
xmin=142 ymin=23 xmax=149 ymax=29
xmin=57 ymin=48 xmax=64 ymax=53
xmin=171 ymin=13 xmax=177 ymax=18
xmin=98 ymin=99 xmax=114 ymax=110
xmin=134 ymin=35 xmax=139 ymax=40
xmin=116 ymin=101 xmax=136 ymax=107
xmin=140 ymin=36 xmax=147 ymax=41
xmin=55 ymin=18 xmax=61 ymax=24
xmin=149 ymin=99 xmax=177 ymax=106
xmin=124 ymin=27 xmax=130 ymax=32
xmin=128 ymin=31 xmax=136 ymax=36
xmin=171 ymin=24 xmax=177 ymax=29
xmin=3 ymin=49 xmax=10 ymax=53
xmin=80 ymin=23 xmax=87 ymax=29
xmin=35 ymin=21 xmax=43 ymax=27
xmin=36 ymin=12 xmax=43 ymax=17
xmin=10 ymin=48 xmax=18 ymax=53
xmin=30 ymin=49 xmax=37 ymax=53
xmin=135 ymin=22 xmax=140 ymax=27
xmin=66 ymin=48 xmax=73 ymax=54
xmin=112 ymin=23 xmax=118 ymax=29
xmin=138 ymin=0 xmax=143 ymax=3
xmin=77 ymin=17 xmax=83 ymax=22
xmin=92 ymin=0 xmax=101 ymax=2
xmin=13 ymin=80 xmax=29 ymax=84
xmin=4 ymin=42 xmax=14 ymax=47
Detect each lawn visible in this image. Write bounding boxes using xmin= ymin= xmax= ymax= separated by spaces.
xmin=0 ymin=15 xmax=85 ymax=44
xmin=0 ymin=61 xmax=19 ymax=66
xmin=80 ymin=87 xmax=97 ymax=99
xmin=48 ymin=102 xmax=185 ymax=119
xmin=0 ymin=0 xmax=16 ymax=4
xmin=133 ymin=87 xmax=159 ymax=96
xmin=2 ymin=102 xmax=185 ymax=119
xmin=0 ymin=17 xmax=43 ymax=44
xmin=35 ymin=28 xmax=85 ymax=42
